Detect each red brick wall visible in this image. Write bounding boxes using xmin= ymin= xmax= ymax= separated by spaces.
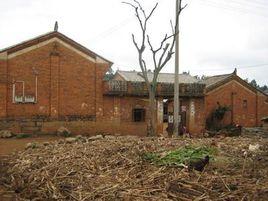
xmin=2 ymin=42 xmax=110 ymax=119
xmin=190 ymin=98 xmax=205 ymax=135
xmin=102 ymin=96 xmax=149 ymax=136
xmin=7 ymin=44 xmax=51 ymax=117
xmin=168 ymin=98 xmax=205 ymax=136
xmin=0 ymin=59 xmax=7 ymax=117
xmin=257 ymin=92 xmax=268 ymax=125
xmin=205 ymin=80 xmax=268 ymax=127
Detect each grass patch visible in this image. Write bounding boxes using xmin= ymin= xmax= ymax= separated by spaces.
xmin=15 ymin=133 xmax=31 ymax=139
xmin=142 ymin=146 xmax=217 ymax=167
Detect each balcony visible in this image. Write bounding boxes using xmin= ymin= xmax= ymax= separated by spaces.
xmin=104 ymin=80 xmax=205 ymax=97
xmin=105 ymin=80 xmax=127 ymax=95
xmin=158 ymin=83 xmax=205 ymax=97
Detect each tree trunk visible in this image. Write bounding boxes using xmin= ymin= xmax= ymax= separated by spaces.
xmin=148 ymin=90 xmax=157 ymax=136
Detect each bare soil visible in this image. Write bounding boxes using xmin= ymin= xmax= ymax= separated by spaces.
xmin=0 ymin=136 xmax=62 ymax=156
xmin=0 ymin=135 xmax=62 ymax=201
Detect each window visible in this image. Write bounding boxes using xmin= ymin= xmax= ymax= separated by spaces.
xmin=12 ymin=75 xmax=38 ymax=104
xmin=243 ymin=100 xmax=248 ymax=109
xmin=133 ymin=108 xmax=145 ymax=122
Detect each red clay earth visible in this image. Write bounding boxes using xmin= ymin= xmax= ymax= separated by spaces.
xmin=0 ymin=136 xmax=62 ymax=201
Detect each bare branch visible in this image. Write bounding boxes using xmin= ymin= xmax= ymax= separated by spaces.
xmin=133 ymin=0 xmax=146 ymax=18
xmin=147 ymin=35 xmax=158 ymax=69
xmin=146 ymin=3 xmax=158 ymax=22
xmin=122 ymin=1 xmax=137 ymax=9
xmin=158 ymin=43 xmax=170 ymax=69
xmin=132 ymin=34 xmax=139 ymax=51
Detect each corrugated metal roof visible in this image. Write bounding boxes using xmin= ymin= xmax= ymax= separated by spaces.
xmin=117 ymin=70 xmax=199 ymax=84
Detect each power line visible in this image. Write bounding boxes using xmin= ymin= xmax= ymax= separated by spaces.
xmin=196 ymin=0 xmax=268 ymax=19
xmin=190 ymin=63 xmax=268 ymax=72
xmin=90 ymin=0 xmax=165 ymax=44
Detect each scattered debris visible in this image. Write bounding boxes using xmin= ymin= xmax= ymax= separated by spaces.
xmin=1 ymin=136 xmax=268 ymax=200
xmin=0 ymin=130 xmax=14 ymax=138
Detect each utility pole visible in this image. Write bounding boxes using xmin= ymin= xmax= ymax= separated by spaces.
xmin=173 ymin=0 xmax=180 ymax=137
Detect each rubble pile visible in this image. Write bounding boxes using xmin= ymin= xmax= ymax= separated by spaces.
xmin=1 ymin=135 xmax=268 ymax=200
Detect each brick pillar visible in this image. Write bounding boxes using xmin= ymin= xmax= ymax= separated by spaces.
xmin=188 ymin=99 xmax=195 ymax=134
xmin=113 ymin=96 xmax=121 ymax=123
xmin=157 ymin=98 xmax=164 ymax=136
xmin=0 ymin=52 xmax=8 ymax=118
xmin=50 ymin=53 xmax=60 ymax=119
xmin=95 ymin=63 xmax=109 ymax=121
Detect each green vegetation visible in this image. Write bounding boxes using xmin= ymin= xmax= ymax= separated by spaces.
xmin=142 ymin=146 xmax=217 ymax=167
xmin=15 ymin=133 xmax=31 ymax=139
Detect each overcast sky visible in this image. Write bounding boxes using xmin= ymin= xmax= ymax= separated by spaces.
xmin=0 ymin=0 xmax=267 ymax=85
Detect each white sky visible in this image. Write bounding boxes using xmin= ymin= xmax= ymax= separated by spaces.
xmin=0 ymin=0 xmax=267 ymax=85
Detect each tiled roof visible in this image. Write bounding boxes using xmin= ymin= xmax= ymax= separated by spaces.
xmin=0 ymin=31 xmax=54 ymax=53
xmin=117 ymin=70 xmax=199 ymax=84
xmin=0 ymin=31 xmax=113 ymax=64
xmin=200 ymin=74 xmax=233 ymax=88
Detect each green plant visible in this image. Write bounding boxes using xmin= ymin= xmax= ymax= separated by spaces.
xmin=16 ymin=133 xmax=31 ymax=139
xmin=142 ymin=146 xmax=217 ymax=167
xmin=206 ymin=105 xmax=230 ymax=130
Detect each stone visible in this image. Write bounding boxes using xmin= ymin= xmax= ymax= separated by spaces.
xmin=88 ymin=135 xmax=103 ymax=141
xmin=43 ymin=142 xmax=50 ymax=146
xmin=104 ymin=135 xmax=116 ymax=140
xmin=249 ymin=144 xmax=260 ymax=152
xmin=57 ymin=127 xmax=71 ymax=137
xmin=58 ymin=139 xmax=65 ymax=144
xmin=76 ymin=135 xmax=87 ymax=143
xmin=65 ymin=137 xmax=77 ymax=143
xmin=0 ymin=130 xmax=13 ymax=138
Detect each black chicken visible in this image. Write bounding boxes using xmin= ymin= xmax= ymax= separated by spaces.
xmin=188 ymin=155 xmax=210 ymax=172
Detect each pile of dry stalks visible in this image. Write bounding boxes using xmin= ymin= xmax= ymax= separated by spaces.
xmin=2 ymin=135 xmax=268 ymax=200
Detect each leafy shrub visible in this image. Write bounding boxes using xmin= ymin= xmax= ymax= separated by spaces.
xmin=142 ymin=146 xmax=217 ymax=167
xmin=206 ymin=104 xmax=230 ymax=130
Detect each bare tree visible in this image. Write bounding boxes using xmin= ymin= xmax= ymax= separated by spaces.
xmin=123 ymin=0 xmax=186 ymax=136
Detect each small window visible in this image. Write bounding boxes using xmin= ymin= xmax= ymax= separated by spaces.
xmin=243 ymin=100 xmax=248 ymax=109
xmin=133 ymin=108 xmax=145 ymax=122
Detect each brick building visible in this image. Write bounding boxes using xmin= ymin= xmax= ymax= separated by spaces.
xmin=203 ymin=69 xmax=268 ymax=127
xmin=0 ymin=30 xmax=206 ymax=136
xmin=0 ymin=30 xmax=267 ymax=136
xmin=0 ymin=30 xmax=115 ymax=134
xmin=104 ymin=71 xmax=206 ymax=136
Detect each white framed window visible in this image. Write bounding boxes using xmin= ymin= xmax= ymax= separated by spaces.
xmin=12 ymin=76 xmax=38 ymax=104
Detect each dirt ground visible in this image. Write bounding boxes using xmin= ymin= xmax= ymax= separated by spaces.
xmin=0 ymin=136 xmax=62 ymax=201
xmin=0 ymin=136 xmax=62 ymax=156
xmin=0 ymin=131 xmax=267 ymax=201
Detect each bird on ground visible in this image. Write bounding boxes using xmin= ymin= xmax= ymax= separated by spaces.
xmin=188 ymin=155 xmax=210 ymax=172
